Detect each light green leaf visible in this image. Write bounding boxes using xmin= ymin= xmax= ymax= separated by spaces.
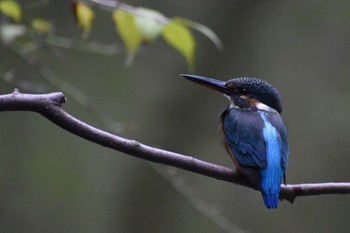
xmin=112 ymin=9 xmax=142 ymax=65
xmin=0 ymin=0 xmax=22 ymax=22
xmin=134 ymin=7 xmax=165 ymax=42
xmin=73 ymin=2 xmax=95 ymax=38
xmin=161 ymin=19 xmax=195 ymax=69
xmin=175 ymin=17 xmax=223 ymax=51
xmin=31 ymin=18 xmax=51 ymax=34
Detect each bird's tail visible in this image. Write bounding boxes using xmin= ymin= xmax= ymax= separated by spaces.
xmin=260 ymin=167 xmax=283 ymax=209
xmin=262 ymin=192 xmax=279 ymax=209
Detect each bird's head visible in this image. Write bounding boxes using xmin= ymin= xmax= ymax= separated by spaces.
xmin=181 ymin=74 xmax=283 ymax=113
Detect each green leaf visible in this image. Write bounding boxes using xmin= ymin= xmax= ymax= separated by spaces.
xmin=175 ymin=17 xmax=223 ymax=51
xmin=112 ymin=9 xmax=142 ymax=65
xmin=134 ymin=7 xmax=165 ymax=42
xmin=0 ymin=0 xmax=22 ymax=22
xmin=72 ymin=1 xmax=95 ymax=38
xmin=31 ymin=18 xmax=51 ymax=34
xmin=161 ymin=19 xmax=195 ymax=69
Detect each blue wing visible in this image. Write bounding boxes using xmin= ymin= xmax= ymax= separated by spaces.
xmin=220 ymin=108 xmax=267 ymax=169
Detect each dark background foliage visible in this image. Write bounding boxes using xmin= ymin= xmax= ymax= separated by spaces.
xmin=1 ymin=0 xmax=350 ymax=232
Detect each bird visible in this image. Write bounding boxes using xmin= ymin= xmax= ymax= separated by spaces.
xmin=181 ymin=74 xmax=290 ymax=209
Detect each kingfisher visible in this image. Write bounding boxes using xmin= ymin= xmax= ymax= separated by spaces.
xmin=181 ymin=74 xmax=290 ymax=209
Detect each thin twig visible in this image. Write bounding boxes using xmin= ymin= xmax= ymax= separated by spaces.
xmin=151 ymin=165 xmax=246 ymax=233
xmin=1 ymin=90 xmax=350 ymax=204
xmin=45 ymin=35 xmax=121 ymax=56
xmin=4 ymin=43 xmax=124 ymax=133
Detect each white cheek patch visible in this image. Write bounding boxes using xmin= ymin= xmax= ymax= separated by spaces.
xmin=223 ymin=94 xmax=231 ymax=101
xmin=223 ymin=94 xmax=236 ymax=108
xmin=224 ymin=94 xmax=239 ymax=109
xmin=256 ymin=102 xmax=276 ymax=112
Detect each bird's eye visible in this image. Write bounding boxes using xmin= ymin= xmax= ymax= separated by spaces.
xmin=240 ymin=88 xmax=248 ymax=95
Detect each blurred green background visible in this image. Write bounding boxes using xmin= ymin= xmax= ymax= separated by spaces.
xmin=1 ymin=0 xmax=350 ymax=232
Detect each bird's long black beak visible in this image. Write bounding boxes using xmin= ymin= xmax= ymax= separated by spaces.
xmin=180 ymin=74 xmax=228 ymax=94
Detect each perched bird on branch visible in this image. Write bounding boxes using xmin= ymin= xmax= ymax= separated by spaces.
xmin=182 ymin=74 xmax=290 ymax=209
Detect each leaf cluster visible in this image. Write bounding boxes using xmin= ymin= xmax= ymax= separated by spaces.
xmin=0 ymin=0 xmax=222 ymax=69
xmin=73 ymin=1 xmax=223 ymax=68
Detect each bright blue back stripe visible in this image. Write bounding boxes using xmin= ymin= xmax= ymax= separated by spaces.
xmin=259 ymin=112 xmax=284 ymax=208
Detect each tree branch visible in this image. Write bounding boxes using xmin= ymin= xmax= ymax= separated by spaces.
xmin=1 ymin=90 xmax=350 ymax=204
